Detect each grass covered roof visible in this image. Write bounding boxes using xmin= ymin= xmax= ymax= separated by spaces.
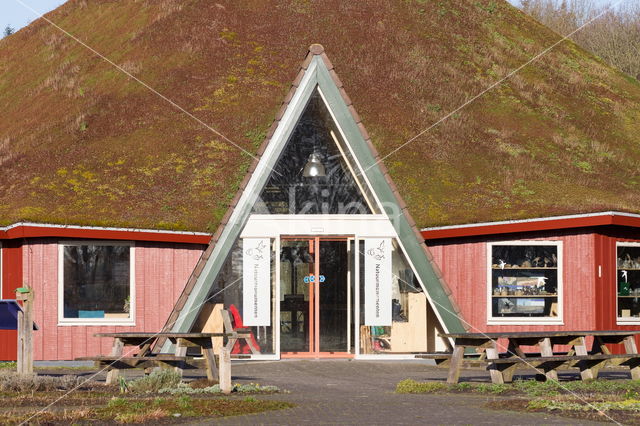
xmin=1 ymin=0 xmax=640 ymax=233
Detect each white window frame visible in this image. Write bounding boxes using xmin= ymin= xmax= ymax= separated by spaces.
xmin=487 ymin=240 xmax=563 ymax=325
xmin=58 ymin=240 xmax=135 ymax=326
xmin=616 ymin=241 xmax=640 ymax=325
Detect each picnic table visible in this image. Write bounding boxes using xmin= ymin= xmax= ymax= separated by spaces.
xmin=77 ymin=332 xmax=236 ymax=387
xmin=419 ymin=330 xmax=640 ymax=384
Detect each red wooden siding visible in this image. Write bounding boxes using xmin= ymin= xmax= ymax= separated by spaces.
xmin=0 ymin=241 xmax=23 ymax=360
xmin=427 ymin=230 xmax=597 ymax=335
xmin=19 ymin=239 xmax=204 ymax=360
xmin=593 ymin=226 xmax=640 ymax=351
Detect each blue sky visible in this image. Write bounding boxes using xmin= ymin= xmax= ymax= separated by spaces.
xmin=0 ymin=0 xmax=627 ymax=32
xmin=3 ymin=0 xmax=67 ymax=31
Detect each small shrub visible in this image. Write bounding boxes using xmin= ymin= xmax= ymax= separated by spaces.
xmin=0 ymin=371 xmax=81 ymax=392
xmin=127 ymin=369 xmax=182 ymax=394
xmin=158 ymin=382 xmax=279 ymax=395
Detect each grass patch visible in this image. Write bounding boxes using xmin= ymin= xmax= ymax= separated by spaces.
xmin=396 ymin=378 xmax=640 ymax=397
xmin=0 ymin=395 xmax=293 ymax=424
xmin=399 ymin=378 xmax=640 ymax=423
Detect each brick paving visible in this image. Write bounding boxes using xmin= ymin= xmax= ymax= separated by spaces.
xmin=206 ymin=360 xmax=608 ymax=425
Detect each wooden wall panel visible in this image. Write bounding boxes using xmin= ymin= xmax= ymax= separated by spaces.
xmin=594 ymin=226 xmax=640 ymax=351
xmin=427 ymin=230 xmax=597 ymax=335
xmin=0 ymin=240 xmax=22 ymax=360
xmin=14 ymin=239 xmax=204 ymax=360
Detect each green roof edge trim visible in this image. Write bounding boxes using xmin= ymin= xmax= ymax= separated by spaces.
xmin=315 ymin=60 xmax=465 ymax=334
xmin=167 ymin=60 xmax=320 ymax=336
xmin=168 ymin=48 xmax=465 ymax=340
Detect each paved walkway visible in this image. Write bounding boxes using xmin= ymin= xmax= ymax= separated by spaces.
xmin=205 ymin=360 xmax=607 ymax=425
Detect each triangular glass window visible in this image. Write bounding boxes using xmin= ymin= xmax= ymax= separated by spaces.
xmin=252 ymin=89 xmax=377 ymax=214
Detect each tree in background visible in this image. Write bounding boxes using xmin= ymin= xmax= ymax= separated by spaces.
xmin=3 ymin=25 xmax=14 ymax=38
xmin=520 ymin=0 xmax=640 ymax=79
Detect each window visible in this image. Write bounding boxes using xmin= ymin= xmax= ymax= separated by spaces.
xmin=59 ymin=242 xmax=134 ymax=325
xmin=251 ymin=90 xmax=377 ymax=215
xmin=359 ymin=239 xmax=428 ymax=354
xmin=487 ymin=241 xmax=562 ymax=324
xmin=616 ymin=243 xmax=640 ymax=323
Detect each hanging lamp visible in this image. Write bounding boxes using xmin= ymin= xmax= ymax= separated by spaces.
xmin=302 ymin=152 xmax=326 ymax=177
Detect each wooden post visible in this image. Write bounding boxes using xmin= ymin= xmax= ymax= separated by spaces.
xmin=539 ymin=338 xmax=558 ymax=381
xmin=574 ymin=336 xmax=596 ymax=381
xmin=16 ymin=287 xmax=34 ymax=375
xmin=202 ymin=346 xmax=219 ymax=381
xmin=105 ymin=338 xmax=124 ymax=385
xmin=486 ymin=344 xmax=506 ymax=384
xmin=623 ymin=335 xmax=640 ymax=380
xmin=219 ymin=347 xmax=231 ymax=394
xmin=446 ymin=345 xmax=465 ymax=384
xmin=174 ymin=345 xmax=188 ymax=377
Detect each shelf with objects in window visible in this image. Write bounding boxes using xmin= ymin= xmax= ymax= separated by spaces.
xmin=617 ymin=243 xmax=640 ymax=322
xmin=489 ymin=243 xmax=560 ymax=320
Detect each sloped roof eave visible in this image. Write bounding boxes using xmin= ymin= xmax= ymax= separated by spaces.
xmin=421 ymin=211 xmax=640 ymax=240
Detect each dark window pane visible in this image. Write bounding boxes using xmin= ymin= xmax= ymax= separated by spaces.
xmin=490 ymin=245 xmax=559 ymax=318
xmin=252 ymin=90 xmax=373 ymax=215
xmin=617 ymin=245 xmax=640 ymax=319
xmin=63 ymin=245 xmax=131 ymax=319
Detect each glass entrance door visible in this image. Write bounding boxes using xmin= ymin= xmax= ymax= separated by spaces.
xmin=280 ymin=237 xmax=352 ymax=355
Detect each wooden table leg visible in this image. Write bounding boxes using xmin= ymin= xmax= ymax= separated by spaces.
xmin=623 ymin=336 xmax=640 ymax=380
xmin=106 ymin=338 xmax=124 ymax=385
xmin=486 ymin=343 xmax=507 ymax=384
xmin=219 ymin=347 xmax=231 ymax=394
xmin=573 ymin=336 xmax=596 ymax=381
xmin=203 ymin=346 xmax=219 ymax=381
xmin=174 ymin=345 xmax=188 ymax=377
xmin=539 ymin=338 xmax=558 ymax=381
xmin=447 ymin=346 xmax=465 ymax=384
xmin=593 ymin=336 xmax=611 ymax=355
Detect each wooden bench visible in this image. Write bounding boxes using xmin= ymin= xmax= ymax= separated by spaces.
xmin=488 ymin=353 xmax=640 ymax=382
xmin=416 ymin=352 xmax=485 ymax=368
xmin=424 ymin=330 xmax=640 ymax=384
xmin=78 ymin=332 xmax=234 ymax=388
xmin=76 ymin=354 xmax=198 ymax=371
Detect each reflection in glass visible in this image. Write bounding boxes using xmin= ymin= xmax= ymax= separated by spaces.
xmin=252 ymin=90 xmax=375 ymax=215
xmin=490 ymin=245 xmax=559 ymax=318
xmin=280 ymin=241 xmax=313 ymax=352
xmin=359 ymin=240 xmax=428 ymax=354
xmin=63 ymin=245 xmax=130 ymax=320
xmin=617 ymin=245 xmax=640 ymax=319
xmin=198 ymin=238 xmax=276 ymax=355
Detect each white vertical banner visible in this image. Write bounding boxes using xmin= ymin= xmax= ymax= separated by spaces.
xmin=242 ymin=238 xmax=271 ymax=326
xmin=364 ymin=238 xmax=392 ymax=326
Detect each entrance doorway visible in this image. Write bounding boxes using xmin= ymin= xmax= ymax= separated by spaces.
xmin=279 ymin=237 xmax=353 ymax=356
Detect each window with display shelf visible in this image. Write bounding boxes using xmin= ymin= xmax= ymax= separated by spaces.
xmin=616 ymin=243 xmax=640 ymax=323
xmin=487 ymin=242 xmax=562 ymax=323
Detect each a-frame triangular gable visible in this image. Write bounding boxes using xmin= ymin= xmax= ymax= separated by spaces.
xmin=163 ymin=44 xmax=466 ymax=338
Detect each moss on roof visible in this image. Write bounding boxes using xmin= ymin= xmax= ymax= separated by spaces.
xmin=1 ymin=0 xmax=640 ymax=232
